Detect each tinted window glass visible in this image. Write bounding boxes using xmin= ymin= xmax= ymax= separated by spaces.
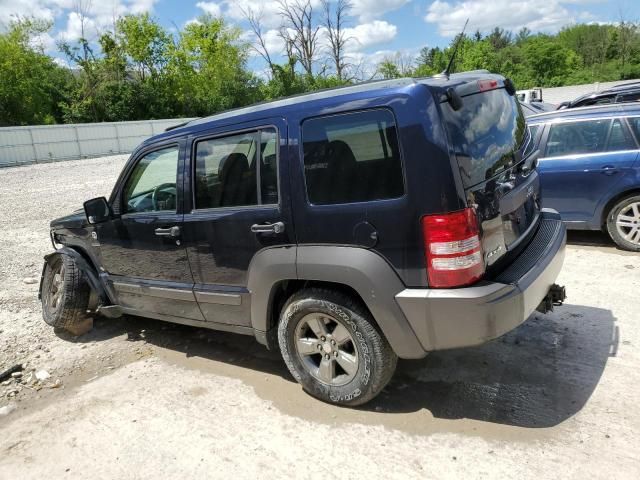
xmin=607 ymin=119 xmax=635 ymax=151
xmin=195 ymin=128 xmax=278 ymax=209
xmin=545 ymin=119 xmax=610 ymax=157
xmin=523 ymin=125 xmax=539 ymax=157
xmin=441 ymin=88 xmax=526 ymax=187
xmin=124 ymin=146 xmax=179 ymax=213
xmin=618 ymin=93 xmax=640 ymax=102
xmin=302 ymin=110 xmax=404 ymax=205
xmin=627 ymin=117 xmax=640 ymax=140
xmin=260 ymin=129 xmax=279 ymax=204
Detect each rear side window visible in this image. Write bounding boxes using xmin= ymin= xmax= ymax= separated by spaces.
xmin=545 ymin=119 xmax=610 ymax=157
xmin=607 ymin=119 xmax=635 ymax=151
xmin=627 ymin=117 xmax=640 ymax=141
xmin=301 ymin=110 xmax=404 ymax=205
xmin=194 ymin=128 xmax=278 ymax=209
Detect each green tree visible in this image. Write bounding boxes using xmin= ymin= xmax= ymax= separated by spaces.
xmin=522 ymin=36 xmax=581 ymax=87
xmin=0 ymin=19 xmax=71 ymax=126
xmin=170 ymin=14 xmax=259 ymax=116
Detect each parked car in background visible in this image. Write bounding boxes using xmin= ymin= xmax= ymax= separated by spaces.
xmin=520 ymin=101 xmax=556 ymax=117
xmin=556 ymin=81 xmax=640 ymax=110
xmin=528 ymin=104 xmax=640 ymax=251
xmin=38 ymin=73 xmax=567 ymax=406
xmin=516 ymin=88 xmax=543 ymax=103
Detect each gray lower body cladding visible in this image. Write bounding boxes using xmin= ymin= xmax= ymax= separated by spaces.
xmin=395 ymin=210 xmax=566 ymax=351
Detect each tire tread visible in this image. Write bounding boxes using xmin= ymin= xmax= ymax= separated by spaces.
xmin=278 ymin=287 xmax=397 ymax=406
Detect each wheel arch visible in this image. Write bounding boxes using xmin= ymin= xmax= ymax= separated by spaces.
xmin=247 ymin=245 xmax=427 ymax=359
xmin=599 ymin=187 xmax=640 ymax=228
xmin=41 ymin=246 xmax=110 ymax=305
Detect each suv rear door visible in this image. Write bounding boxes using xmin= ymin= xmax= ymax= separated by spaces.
xmin=181 ymin=118 xmax=294 ymax=327
xmin=537 ymin=117 xmax=639 ymax=223
xmin=293 ymin=108 xmax=410 ymax=279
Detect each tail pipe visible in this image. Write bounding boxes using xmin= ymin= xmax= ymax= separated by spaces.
xmin=536 ymin=283 xmax=566 ymax=314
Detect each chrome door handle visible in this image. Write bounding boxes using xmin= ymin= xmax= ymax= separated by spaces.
xmin=250 ymin=222 xmax=285 ymax=234
xmin=601 ymin=165 xmax=618 ymax=175
xmin=154 ymin=226 xmax=181 ymax=237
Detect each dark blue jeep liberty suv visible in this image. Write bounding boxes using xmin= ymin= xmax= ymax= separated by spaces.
xmin=40 ymin=72 xmax=567 ymax=406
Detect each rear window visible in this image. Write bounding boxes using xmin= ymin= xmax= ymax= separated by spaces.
xmin=442 ymin=88 xmax=526 ymax=187
xmin=301 ymin=109 xmax=404 ymax=205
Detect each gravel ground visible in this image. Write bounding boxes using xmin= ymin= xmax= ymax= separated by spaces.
xmin=1 ymin=156 xmax=639 ymax=479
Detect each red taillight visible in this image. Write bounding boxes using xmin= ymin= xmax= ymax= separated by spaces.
xmin=422 ymin=208 xmax=485 ymax=288
xmin=477 ymin=79 xmax=498 ymax=92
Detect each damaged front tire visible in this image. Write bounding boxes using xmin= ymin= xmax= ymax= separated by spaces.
xmin=41 ymin=254 xmax=91 ymax=329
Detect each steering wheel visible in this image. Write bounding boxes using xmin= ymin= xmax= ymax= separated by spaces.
xmin=151 ymin=183 xmax=177 ymax=210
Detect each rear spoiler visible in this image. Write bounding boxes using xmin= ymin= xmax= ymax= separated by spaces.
xmin=442 ymin=77 xmax=517 ymax=111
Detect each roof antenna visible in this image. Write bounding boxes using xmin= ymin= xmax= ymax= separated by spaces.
xmin=442 ymin=18 xmax=469 ymax=77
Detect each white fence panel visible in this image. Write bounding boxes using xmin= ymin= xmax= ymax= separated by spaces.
xmin=0 ymin=118 xmax=195 ymax=167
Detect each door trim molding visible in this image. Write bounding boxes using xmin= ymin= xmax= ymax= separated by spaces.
xmin=113 ymin=281 xmax=196 ymax=302
xmin=194 ymin=290 xmax=242 ymax=305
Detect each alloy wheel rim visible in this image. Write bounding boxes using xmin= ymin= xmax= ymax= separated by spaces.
xmin=294 ymin=312 xmax=359 ymax=386
xmin=615 ymin=201 xmax=640 ymax=245
xmin=46 ymin=262 xmax=65 ymax=313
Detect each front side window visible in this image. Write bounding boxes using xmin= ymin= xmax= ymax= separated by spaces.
xmin=124 ymin=146 xmax=179 ymax=213
xmin=545 ymin=119 xmax=610 ymax=157
xmin=302 ymin=110 xmax=404 ymax=205
xmin=194 ymin=128 xmax=278 ymax=209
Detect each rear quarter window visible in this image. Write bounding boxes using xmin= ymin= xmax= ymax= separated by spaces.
xmin=301 ymin=109 xmax=404 ymax=205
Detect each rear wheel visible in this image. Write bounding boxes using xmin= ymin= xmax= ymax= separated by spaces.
xmin=42 ymin=254 xmax=91 ymax=329
xmin=277 ymin=288 xmax=397 ymax=406
xmin=606 ymin=195 xmax=640 ymax=252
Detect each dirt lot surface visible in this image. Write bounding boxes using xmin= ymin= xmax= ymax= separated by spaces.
xmin=1 ymin=156 xmax=639 ymax=479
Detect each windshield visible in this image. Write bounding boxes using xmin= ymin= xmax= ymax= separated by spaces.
xmin=441 ymin=88 xmax=526 ymax=188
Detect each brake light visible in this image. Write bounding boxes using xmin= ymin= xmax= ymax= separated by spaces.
xmin=477 ymin=79 xmax=498 ymax=92
xmin=422 ymin=208 xmax=485 ymax=288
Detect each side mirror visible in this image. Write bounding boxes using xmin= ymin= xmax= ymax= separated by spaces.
xmin=84 ymin=197 xmax=111 ymax=224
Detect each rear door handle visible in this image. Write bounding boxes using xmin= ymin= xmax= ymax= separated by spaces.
xmin=601 ymin=165 xmax=619 ymax=175
xmin=251 ymin=222 xmax=285 ymax=234
xmin=154 ymin=226 xmax=181 ymax=237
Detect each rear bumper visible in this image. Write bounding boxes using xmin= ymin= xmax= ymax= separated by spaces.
xmin=395 ymin=209 xmax=566 ymax=351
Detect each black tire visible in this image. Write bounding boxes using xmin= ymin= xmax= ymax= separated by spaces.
xmin=41 ymin=254 xmax=91 ymax=329
xmin=606 ymin=194 xmax=640 ymax=252
xmin=278 ymin=288 xmax=397 ymax=406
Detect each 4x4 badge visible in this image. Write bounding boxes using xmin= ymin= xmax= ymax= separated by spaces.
xmin=486 ymin=245 xmax=503 ymax=260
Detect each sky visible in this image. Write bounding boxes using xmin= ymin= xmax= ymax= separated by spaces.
xmin=1 ymin=0 xmax=639 ymax=74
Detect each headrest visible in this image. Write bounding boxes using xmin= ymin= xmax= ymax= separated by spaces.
xmin=219 ymin=152 xmax=249 ymax=181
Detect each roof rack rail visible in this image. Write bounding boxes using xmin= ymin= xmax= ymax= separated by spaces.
xmin=165 ymin=120 xmax=194 ymax=132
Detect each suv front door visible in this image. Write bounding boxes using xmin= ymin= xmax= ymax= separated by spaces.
xmin=97 ymin=139 xmax=203 ymax=321
xmin=182 ymin=118 xmax=294 ymax=327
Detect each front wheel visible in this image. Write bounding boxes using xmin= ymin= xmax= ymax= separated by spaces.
xmin=606 ymin=195 xmax=640 ymax=252
xmin=41 ymin=254 xmax=91 ymax=329
xmin=277 ymin=288 xmax=397 ymax=406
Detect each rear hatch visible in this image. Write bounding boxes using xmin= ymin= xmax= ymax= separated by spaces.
xmin=439 ymin=79 xmax=540 ymax=271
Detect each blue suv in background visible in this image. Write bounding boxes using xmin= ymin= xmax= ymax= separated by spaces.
xmin=528 ymin=104 xmax=640 ymax=251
